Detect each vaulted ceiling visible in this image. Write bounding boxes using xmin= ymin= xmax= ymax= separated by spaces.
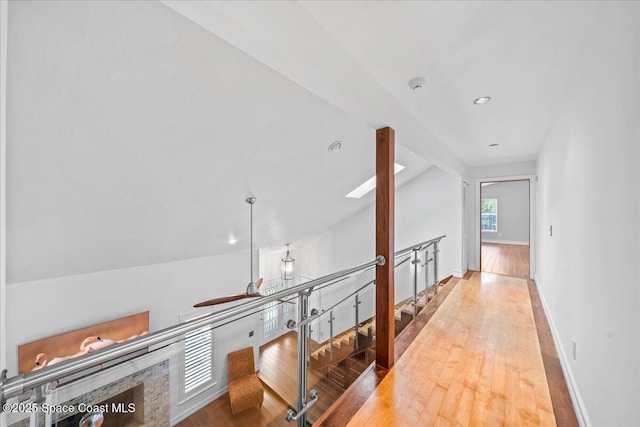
xmin=164 ymin=0 xmax=602 ymax=167
xmin=7 ymin=0 xmax=431 ymax=282
xmin=6 ymin=0 xmax=605 ymax=282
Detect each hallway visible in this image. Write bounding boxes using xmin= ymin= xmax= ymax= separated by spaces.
xmin=343 ymin=272 xmax=566 ymax=427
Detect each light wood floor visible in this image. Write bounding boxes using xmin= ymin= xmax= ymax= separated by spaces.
xmin=259 ymin=332 xmax=301 ymax=406
xmin=345 ymin=272 xmax=556 ymax=427
xmin=259 ymin=331 xmax=342 ymax=423
xmin=481 ymin=243 xmax=530 ymax=279
xmin=174 ymin=382 xmax=290 ymax=427
xmin=260 ymin=331 xmax=331 ymax=406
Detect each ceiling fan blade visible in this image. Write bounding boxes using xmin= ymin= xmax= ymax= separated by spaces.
xmin=255 ymin=278 xmax=264 ymax=290
xmin=194 ymin=293 xmax=258 ymax=307
xmin=278 ymin=298 xmax=296 ymax=305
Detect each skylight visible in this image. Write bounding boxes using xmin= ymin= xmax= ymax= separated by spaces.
xmin=346 ymin=163 xmax=405 ymax=199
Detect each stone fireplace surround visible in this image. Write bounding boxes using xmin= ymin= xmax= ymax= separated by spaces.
xmin=8 ymin=351 xmax=170 ymax=427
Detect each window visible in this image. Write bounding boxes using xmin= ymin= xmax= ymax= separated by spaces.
xmin=262 ymin=284 xmax=279 ymax=337
xmin=181 ymin=312 xmax=214 ymax=398
xmin=481 ymin=198 xmax=498 ymax=232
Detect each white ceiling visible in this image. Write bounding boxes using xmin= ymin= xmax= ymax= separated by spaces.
xmin=6 ymin=0 xmax=608 ymax=282
xmin=165 ymin=0 xmax=602 ymax=168
xmin=302 ymin=1 xmax=603 ymax=167
xmin=6 ymin=0 xmax=430 ymax=283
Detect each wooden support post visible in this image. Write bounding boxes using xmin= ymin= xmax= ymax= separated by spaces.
xmin=375 ymin=127 xmax=395 ymax=369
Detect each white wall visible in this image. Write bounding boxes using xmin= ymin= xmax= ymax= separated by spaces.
xmin=480 ymin=180 xmax=529 ymax=244
xmin=465 ymin=161 xmax=536 ymax=271
xmin=535 ymin=3 xmax=640 ymax=426
xmin=292 ymin=166 xmax=462 ymax=279
xmin=5 ymin=249 xmax=261 ymax=424
xmin=259 ymin=166 xmax=463 ymax=342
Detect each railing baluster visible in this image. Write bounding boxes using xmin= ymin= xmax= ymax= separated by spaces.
xmin=411 ymin=249 xmax=421 ymax=317
xmin=294 ymin=290 xmax=310 ymax=427
xmin=433 ymin=240 xmax=440 ymax=294
xmin=3 ymin=235 xmax=449 ymax=426
xmin=354 ymin=293 xmax=361 ymax=352
xmin=423 ymin=247 xmax=432 ymax=302
xmin=328 ymin=309 xmax=335 ymax=361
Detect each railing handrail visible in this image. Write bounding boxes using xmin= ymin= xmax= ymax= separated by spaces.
xmin=295 ymin=279 xmax=376 ymax=328
xmin=394 ymin=234 xmax=446 ymax=258
xmin=394 ymin=254 xmax=412 ymax=268
xmin=286 ymin=251 xmax=421 ymax=328
xmin=0 ymin=255 xmax=386 ymax=403
xmin=0 ymin=234 xmax=447 ymax=404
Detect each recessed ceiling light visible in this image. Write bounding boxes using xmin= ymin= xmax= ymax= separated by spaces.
xmin=346 ymin=163 xmax=405 ymax=199
xmin=408 ymin=77 xmax=426 ymax=90
xmin=328 ymin=141 xmax=342 ymax=152
xmin=473 ymin=96 xmax=491 ymax=105
xmin=228 ymin=236 xmax=238 ymax=245
xmin=488 ymin=143 xmax=499 ymax=147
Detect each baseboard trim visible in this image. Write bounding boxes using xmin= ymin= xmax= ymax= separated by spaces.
xmin=482 ymin=239 xmax=529 ymax=245
xmin=171 ymin=385 xmax=229 ymax=425
xmin=452 ymin=270 xmax=463 ymax=278
xmin=440 ymin=274 xmax=454 ymax=284
xmin=534 ymin=274 xmax=591 ymax=427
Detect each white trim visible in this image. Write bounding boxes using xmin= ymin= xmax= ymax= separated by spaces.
xmin=171 ymin=385 xmax=229 ymax=425
xmin=481 ymin=239 xmax=529 ymax=246
xmin=451 ymin=270 xmax=464 ymax=278
xmin=475 ymin=174 xmax=536 ymax=279
xmin=534 ymin=275 xmax=591 ymax=427
xmin=0 ymin=0 xmax=8 ymax=384
xmin=177 ymin=380 xmax=218 ymax=406
xmin=461 ymin=180 xmax=468 ymax=274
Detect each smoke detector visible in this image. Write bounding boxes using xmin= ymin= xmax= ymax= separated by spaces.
xmin=408 ymin=77 xmax=426 ymax=90
xmin=473 ymin=96 xmax=491 ymax=105
xmin=328 ymin=141 xmax=342 ymax=152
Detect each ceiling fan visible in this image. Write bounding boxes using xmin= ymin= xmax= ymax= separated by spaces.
xmin=194 ymin=197 xmax=265 ymax=308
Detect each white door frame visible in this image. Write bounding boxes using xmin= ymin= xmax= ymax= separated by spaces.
xmin=0 ymin=0 xmax=8 ymax=382
xmin=461 ymin=181 xmax=469 ymax=274
xmin=475 ymin=174 xmax=536 ymax=279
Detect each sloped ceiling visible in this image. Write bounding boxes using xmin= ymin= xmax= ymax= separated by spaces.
xmin=7 ymin=0 xmax=606 ymax=283
xmin=301 ymin=1 xmax=602 ymax=166
xmin=165 ymin=0 xmax=601 ymax=167
xmin=6 ymin=1 xmax=431 ymax=283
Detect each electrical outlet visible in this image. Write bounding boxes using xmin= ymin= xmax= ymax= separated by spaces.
xmin=572 ymin=339 xmax=576 ymax=360
xmin=249 ymin=331 xmax=254 ymax=337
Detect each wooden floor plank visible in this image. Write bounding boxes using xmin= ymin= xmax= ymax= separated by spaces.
xmin=174 ymin=380 xmax=290 ymax=427
xmin=527 ymin=280 xmax=580 ymax=427
xmin=481 ymin=243 xmax=530 ymax=279
xmin=178 ymin=272 xmax=578 ymax=427
xmin=345 ymin=272 xmax=556 ymax=427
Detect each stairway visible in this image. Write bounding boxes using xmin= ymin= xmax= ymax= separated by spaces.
xmin=309 ymin=320 xmax=374 ymax=372
xmin=306 ymin=373 xmax=343 ymax=424
xmin=309 ymin=292 xmax=435 ymax=372
xmin=307 ymin=347 xmax=376 ymax=424
xmin=306 ymin=279 xmax=451 ymax=423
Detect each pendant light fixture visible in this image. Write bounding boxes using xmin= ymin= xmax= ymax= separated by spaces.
xmin=281 ymin=243 xmax=295 ymax=281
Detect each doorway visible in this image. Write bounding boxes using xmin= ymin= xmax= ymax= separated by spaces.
xmin=479 ymin=179 xmax=530 ymax=279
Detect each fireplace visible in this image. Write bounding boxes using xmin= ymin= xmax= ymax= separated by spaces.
xmin=53 ymin=385 xmax=144 ymax=427
xmin=9 ymin=360 xmax=169 ymax=427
